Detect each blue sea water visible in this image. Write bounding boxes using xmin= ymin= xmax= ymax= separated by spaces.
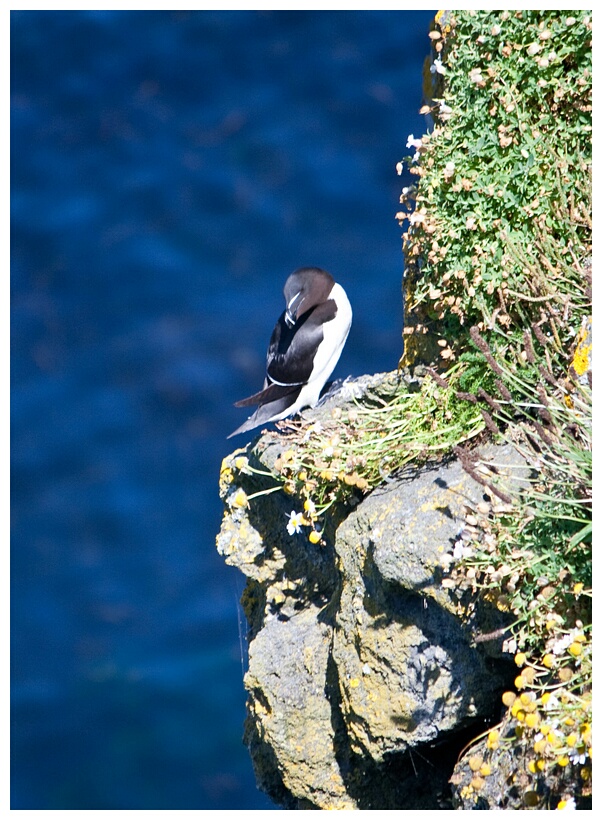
xmin=11 ymin=9 xmax=436 ymax=810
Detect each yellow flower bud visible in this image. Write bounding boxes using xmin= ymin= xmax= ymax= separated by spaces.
xmin=522 ymin=667 xmax=536 ymax=684
xmin=568 ymin=642 xmax=582 ymax=657
xmin=468 ymin=755 xmax=483 ymax=772
xmin=515 ymin=652 xmax=527 ymax=667
xmin=557 ymin=755 xmax=570 ymax=767
xmin=525 ymin=713 xmax=540 ymax=729
xmin=559 ymin=667 xmax=573 ymax=683
xmin=308 ymin=530 xmax=321 ymax=545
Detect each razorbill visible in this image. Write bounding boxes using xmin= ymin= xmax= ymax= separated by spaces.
xmin=228 ymin=267 xmax=352 ymax=438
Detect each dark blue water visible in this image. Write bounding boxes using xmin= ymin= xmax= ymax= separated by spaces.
xmin=11 ymin=9 xmax=435 ymax=810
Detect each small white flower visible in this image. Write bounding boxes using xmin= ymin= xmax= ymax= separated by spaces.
xmin=406 ymin=134 xmax=422 ymax=150
xmin=396 ymin=161 xmax=404 ymax=175
xmin=409 ymin=211 xmax=426 ymax=225
xmin=556 ymin=796 xmax=577 ymax=810
xmin=439 ymin=102 xmax=452 ymax=115
xmin=444 ymin=161 xmax=456 ymax=180
xmin=453 ymin=539 xmax=473 ymax=560
xmin=286 ymin=510 xmax=303 ymax=536
xmin=552 ymin=629 xmax=582 ymax=655
xmin=568 ymin=749 xmax=586 ymax=765
xmin=430 ymin=57 xmax=446 ymax=75
xmin=502 ymin=637 xmax=517 ymax=654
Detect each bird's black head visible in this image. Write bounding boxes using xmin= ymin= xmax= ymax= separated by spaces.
xmin=283 ymin=267 xmax=335 ymax=328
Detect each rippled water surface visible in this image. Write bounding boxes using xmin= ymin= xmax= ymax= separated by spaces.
xmin=11 ymin=9 xmax=435 ymax=809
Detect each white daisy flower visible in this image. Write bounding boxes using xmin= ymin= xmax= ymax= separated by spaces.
xmin=286 ymin=510 xmax=303 ymax=536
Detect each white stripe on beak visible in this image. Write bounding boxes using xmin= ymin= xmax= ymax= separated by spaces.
xmin=285 ymin=290 xmax=303 ymax=327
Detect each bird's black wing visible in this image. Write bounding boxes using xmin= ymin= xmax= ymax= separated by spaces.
xmin=233 ymin=380 xmax=299 ymax=408
xmin=227 ymin=386 xmax=304 ymax=438
xmin=267 ymin=300 xmax=337 ymax=386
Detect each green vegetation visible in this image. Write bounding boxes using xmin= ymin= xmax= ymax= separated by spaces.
xmin=402 ymin=9 xmax=592 ymax=806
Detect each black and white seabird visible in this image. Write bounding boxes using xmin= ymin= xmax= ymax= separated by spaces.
xmin=229 ymin=267 xmax=352 ymax=438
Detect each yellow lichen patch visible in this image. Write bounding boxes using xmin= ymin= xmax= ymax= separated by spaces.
xmin=230 ymin=488 xmax=249 ymax=508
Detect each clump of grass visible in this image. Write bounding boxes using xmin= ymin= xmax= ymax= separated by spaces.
xmin=225 ymin=365 xmax=486 ymax=544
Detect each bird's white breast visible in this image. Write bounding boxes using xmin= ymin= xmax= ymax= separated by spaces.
xmin=294 ymin=282 xmax=352 ymax=410
xmin=311 ymin=283 xmax=352 ymax=384
xmin=265 ymin=282 xmax=352 ymax=422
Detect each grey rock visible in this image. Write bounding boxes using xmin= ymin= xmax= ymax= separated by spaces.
xmin=216 ymin=373 xmax=524 ymax=808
